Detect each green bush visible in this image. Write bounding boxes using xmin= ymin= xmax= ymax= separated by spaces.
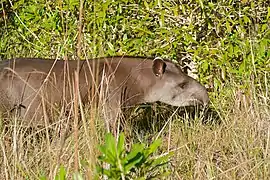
xmin=97 ymin=133 xmax=171 ymax=179
xmin=1 ymin=0 xmax=269 ymax=90
xmin=38 ymin=133 xmax=170 ymax=180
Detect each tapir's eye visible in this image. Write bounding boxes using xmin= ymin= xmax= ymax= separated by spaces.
xmin=177 ymin=82 xmax=187 ymax=89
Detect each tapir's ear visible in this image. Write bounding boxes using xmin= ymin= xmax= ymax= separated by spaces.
xmin=152 ymin=58 xmax=167 ymax=77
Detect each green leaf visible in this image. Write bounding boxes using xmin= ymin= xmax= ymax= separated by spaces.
xmin=117 ymin=133 xmax=125 ymax=158
xmin=160 ymin=10 xmax=165 ymax=27
xmin=202 ymin=60 xmax=209 ymax=72
xmin=54 ymin=165 xmax=66 ymax=180
xmin=126 ymin=143 xmax=145 ymax=162
xmin=107 ymin=42 xmax=115 ymax=52
xmin=151 ymin=152 xmax=172 ymax=167
xmin=96 ymin=166 xmax=112 ymax=177
xmin=124 ymin=154 xmax=143 ymax=173
xmin=105 ymin=133 xmax=117 ymax=158
xmin=98 ymin=133 xmax=119 ymax=165
xmin=243 ymin=15 xmax=250 ymax=24
xmin=144 ymin=139 xmax=162 ymax=158
xmin=261 ymin=24 xmax=268 ymax=33
xmin=226 ymin=21 xmax=231 ymax=33
xmin=144 ymin=1 xmax=149 ymax=10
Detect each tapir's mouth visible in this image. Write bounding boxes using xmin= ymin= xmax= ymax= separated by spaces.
xmin=175 ymin=99 xmax=208 ymax=108
xmin=193 ymin=99 xmax=208 ymax=106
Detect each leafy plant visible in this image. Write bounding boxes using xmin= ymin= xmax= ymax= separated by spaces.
xmin=97 ymin=133 xmax=172 ymax=179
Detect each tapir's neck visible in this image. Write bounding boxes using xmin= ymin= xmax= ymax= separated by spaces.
xmin=98 ymin=58 xmax=156 ymax=106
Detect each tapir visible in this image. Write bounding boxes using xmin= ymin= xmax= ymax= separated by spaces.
xmin=0 ymin=56 xmax=209 ymax=130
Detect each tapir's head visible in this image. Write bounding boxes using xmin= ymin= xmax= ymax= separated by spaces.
xmin=145 ymin=58 xmax=209 ymax=107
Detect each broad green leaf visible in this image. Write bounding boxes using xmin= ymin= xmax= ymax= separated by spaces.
xmin=151 ymin=152 xmax=172 ymax=167
xmin=125 ymin=143 xmax=145 ymax=162
xmin=98 ymin=145 xmax=116 ymax=164
xmin=117 ymin=133 xmax=125 ymax=158
xmin=144 ymin=139 xmax=161 ymax=158
xmin=124 ymin=155 xmax=143 ymax=173
xmin=105 ymin=133 xmax=117 ymax=158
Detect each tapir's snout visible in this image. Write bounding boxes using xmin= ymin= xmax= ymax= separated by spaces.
xmin=192 ymin=81 xmax=210 ymax=107
xmin=199 ymin=90 xmax=210 ymax=107
xmin=183 ymin=76 xmax=210 ymax=108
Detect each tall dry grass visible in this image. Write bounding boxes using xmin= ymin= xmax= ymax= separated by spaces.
xmin=167 ymin=74 xmax=270 ymax=179
xmin=0 ymin=68 xmax=269 ymax=179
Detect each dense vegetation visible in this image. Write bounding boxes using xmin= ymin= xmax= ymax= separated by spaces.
xmin=0 ymin=0 xmax=269 ymax=179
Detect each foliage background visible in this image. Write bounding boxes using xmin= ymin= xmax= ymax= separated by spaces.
xmin=0 ymin=0 xmax=269 ymax=179
xmin=1 ymin=0 xmax=269 ymax=88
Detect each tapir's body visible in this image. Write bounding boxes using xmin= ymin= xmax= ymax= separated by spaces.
xmin=0 ymin=56 xmax=209 ymax=129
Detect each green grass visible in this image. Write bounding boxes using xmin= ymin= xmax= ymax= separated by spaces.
xmin=0 ymin=0 xmax=269 ymax=179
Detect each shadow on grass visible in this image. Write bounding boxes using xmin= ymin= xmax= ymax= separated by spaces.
xmin=122 ymin=102 xmax=221 ymax=136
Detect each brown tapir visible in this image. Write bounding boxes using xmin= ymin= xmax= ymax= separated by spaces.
xmin=0 ymin=56 xmax=209 ymax=130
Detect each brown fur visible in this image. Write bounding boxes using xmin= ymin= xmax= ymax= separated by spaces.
xmin=0 ymin=56 xmax=209 ymax=130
